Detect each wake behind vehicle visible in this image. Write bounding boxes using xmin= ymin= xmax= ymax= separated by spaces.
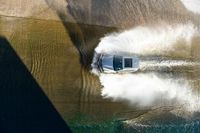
xmin=97 ymin=54 xmax=139 ymax=73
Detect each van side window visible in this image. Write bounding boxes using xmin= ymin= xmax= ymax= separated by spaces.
xmin=124 ymin=58 xmax=132 ymax=68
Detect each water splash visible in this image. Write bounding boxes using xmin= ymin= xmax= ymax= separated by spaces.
xmin=92 ymin=23 xmax=200 ymax=111
xmin=95 ymin=23 xmax=199 ymax=58
xmin=181 ymin=0 xmax=200 ymax=14
xmin=100 ymin=73 xmax=200 ymax=110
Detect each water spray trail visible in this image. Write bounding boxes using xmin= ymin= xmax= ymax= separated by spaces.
xmin=95 ymin=23 xmax=199 ymax=57
xmin=92 ymin=23 xmax=200 ymax=111
xmin=101 ymin=73 xmax=200 ymax=111
xmin=139 ymin=60 xmax=200 ymax=71
xmin=181 ymin=0 xmax=200 ymax=14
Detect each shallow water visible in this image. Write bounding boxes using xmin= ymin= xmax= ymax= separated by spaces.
xmin=1 ymin=0 xmax=200 ymax=132
xmin=0 ymin=16 xmax=144 ymax=131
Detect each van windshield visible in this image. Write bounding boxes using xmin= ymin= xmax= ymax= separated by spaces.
xmin=113 ymin=55 xmax=123 ymax=71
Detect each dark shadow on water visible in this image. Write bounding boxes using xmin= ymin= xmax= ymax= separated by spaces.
xmin=0 ymin=36 xmax=71 ymax=133
xmin=57 ymin=8 xmax=116 ymax=69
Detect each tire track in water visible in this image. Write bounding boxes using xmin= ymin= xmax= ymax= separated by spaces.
xmin=139 ymin=59 xmax=200 ymax=72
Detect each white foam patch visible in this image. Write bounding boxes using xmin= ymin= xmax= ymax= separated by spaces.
xmin=100 ymin=73 xmax=200 ymax=111
xmin=181 ymin=0 xmax=200 ymax=14
xmin=95 ymin=24 xmax=199 ymax=57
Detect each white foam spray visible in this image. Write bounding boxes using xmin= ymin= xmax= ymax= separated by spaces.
xmin=181 ymin=0 xmax=200 ymax=14
xmin=95 ymin=23 xmax=198 ymax=57
xmin=100 ymin=73 xmax=200 ymax=111
xmin=92 ymin=23 xmax=200 ymax=111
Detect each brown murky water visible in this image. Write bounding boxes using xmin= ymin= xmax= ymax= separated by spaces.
xmin=0 ymin=16 xmax=145 ymax=124
xmin=1 ymin=0 xmax=200 ymax=132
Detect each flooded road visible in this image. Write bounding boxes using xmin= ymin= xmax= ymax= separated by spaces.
xmin=1 ymin=0 xmax=200 ymax=132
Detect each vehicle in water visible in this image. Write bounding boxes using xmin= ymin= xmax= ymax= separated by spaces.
xmin=97 ymin=54 xmax=139 ymax=73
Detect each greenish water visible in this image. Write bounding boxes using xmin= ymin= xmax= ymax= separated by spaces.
xmin=68 ymin=113 xmax=123 ymax=133
xmin=69 ymin=115 xmax=200 ymax=133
